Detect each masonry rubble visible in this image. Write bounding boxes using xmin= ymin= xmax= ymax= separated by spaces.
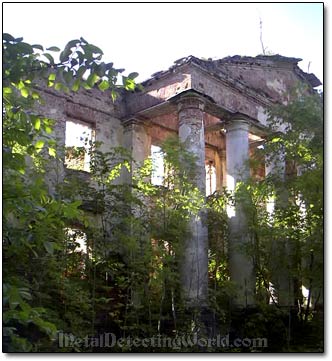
xmin=38 ymin=54 xmax=321 ymax=308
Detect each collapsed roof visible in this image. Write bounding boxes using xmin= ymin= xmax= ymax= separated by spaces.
xmin=146 ymin=54 xmax=322 ymax=89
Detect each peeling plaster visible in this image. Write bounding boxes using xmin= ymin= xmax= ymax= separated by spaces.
xmin=266 ymin=78 xmax=287 ymax=95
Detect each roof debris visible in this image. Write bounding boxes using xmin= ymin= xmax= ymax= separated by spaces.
xmin=144 ymin=54 xmax=321 ymax=89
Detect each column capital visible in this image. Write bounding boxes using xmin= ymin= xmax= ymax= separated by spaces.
xmin=122 ymin=117 xmax=137 ymax=128
xmin=176 ymin=92 xmax=206 ymax=113
xmin=122 ymin=117 xmax=151 ymax=132
xmin=225 ymin=119 xmax=249 ymax=133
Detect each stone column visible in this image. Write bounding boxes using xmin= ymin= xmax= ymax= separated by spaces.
xmin=177 ymin=93 xmax=208 ymax=307
xmin=220 ymin=150 xmax=227 ymax=188
xmin=265 ymin=147 xmax=293 ymax=307
xmin=225 ymin=119 xmax=255 ymax=307
xmin=122 ymin=118 xmax=151 ymax=183
xmin=122 ymin=118 xmax=151 ymax=308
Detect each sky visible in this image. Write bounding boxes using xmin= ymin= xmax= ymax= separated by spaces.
xmin=2 ymin=2 xmax=324 ymax=86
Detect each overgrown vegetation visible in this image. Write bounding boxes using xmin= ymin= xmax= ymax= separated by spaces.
xmin=3 ymin=34 xmax=323 ymax=352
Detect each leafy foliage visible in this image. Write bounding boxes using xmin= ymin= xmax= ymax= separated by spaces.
xmin=3 ymin=33 xmax=139 ymax=351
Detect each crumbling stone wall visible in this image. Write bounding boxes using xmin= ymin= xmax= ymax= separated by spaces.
xmin=36 ymin=86 xmax=125 ymax=188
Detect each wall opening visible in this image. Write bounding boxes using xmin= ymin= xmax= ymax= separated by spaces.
xmin=205 ymin=161 xmax=216 ymax=196
xmin=65 ymin=120 xmax=95 ymax=172
xmin=151 ymin=145 xmax=218 ymax=196
xmin=151 ymin=144 xmax=165 ymax=186
xmin=65 ymin=227 xmax=88 ymax=254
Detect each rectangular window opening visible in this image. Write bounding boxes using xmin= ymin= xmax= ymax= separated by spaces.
xmin=151 ymin=144 xmax=165 ymax=186
xmin=206 ymin=161 xmax=216 ymax=196
xmin=65 ymin=120 xmax=95 ymax=172
xmin=65 ymin=227 xmax=88 ymax=254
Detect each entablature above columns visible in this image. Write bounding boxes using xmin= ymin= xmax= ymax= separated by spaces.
xmin=122 ymin=62 xmax=273 ymax=130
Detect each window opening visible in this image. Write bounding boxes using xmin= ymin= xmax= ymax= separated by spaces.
xmin=65 ymin=120 xmax=94 ymax=172
xmin=205 ymin=161 xmax=216 ymax=196
xmin=151 ymin=145 xmax=165 ymax=186
xmin=151 ymin=145 xmax=217 ymax=195
xmin=65 ymin=228 xmax=88 ymax=254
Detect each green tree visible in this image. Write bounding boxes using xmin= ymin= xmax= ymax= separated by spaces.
xmin=2 ymin=33 xmax=138 ymax=351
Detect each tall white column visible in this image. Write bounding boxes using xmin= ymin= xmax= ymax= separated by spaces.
xmin=177 ymin=93 xmax=208 ymax=307
xmin=225 ymin=119 xmax=255 ymax=307
xmin=226 ymin=120 xmax=250 ymax=189
xmin=265 ymin=147 xmax=293 ymax=306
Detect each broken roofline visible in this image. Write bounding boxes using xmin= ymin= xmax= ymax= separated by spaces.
xmin=141 ymin=54 xmax=322 ymax=89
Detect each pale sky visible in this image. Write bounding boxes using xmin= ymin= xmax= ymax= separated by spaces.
xmin=3 ymin=2 xmax=324 ymax=86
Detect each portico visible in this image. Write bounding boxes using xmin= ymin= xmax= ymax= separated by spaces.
xmin=119 ymin=54 xmax=320 ymax=308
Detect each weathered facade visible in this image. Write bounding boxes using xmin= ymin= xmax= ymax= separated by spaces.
xmin=40 ymin=54 xmax=321 ymax=309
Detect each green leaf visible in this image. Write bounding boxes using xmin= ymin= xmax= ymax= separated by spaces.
xmin=20 ymin=87 xmax=29 ymax=98
xmin=46 ymin=46 xmax=60 ymax=52
xmin=123 ymin=77 xmax=135 ymax=91
xmin=32 ymin=91 xmax=40 ymax=100
xmin=44 ymin=241 xmax=54 ymax=255
xmin=111 ymin=89 xmax=117 ymax=102
xmin=271 ymin=137 xmax=281 ymax=143
xmin=76 ymin=65 xmax=87 ymax=79
xmin=48 ymin=73 xmax=56 ymax=81
xmin=91 ymin=45 xmax=103 ymax=55
xmin=83 ymin=82 xmax=92 ymax=90
xmin=3 ymin=87 xmax=12 ymax=94
xmin=32 ymin=44 xmax=44 ymax=51
xmin=59 ymin=48 xmax=71 ymax=63
xmin=72 ymin=78 xmax=81 ymax=92
xmin=45 ymin=126 xmax=53 ymax=134
xmin=48 ymin=147 xmax=56 ymax=157
xmin=34 ymin=118 xmax=41 ymax=131
xmin=3 ymin=33 xmax=15 ymax=42
xmin=35 ymin=140 xmax=45 ymax=152
xmin=80 ymin=36 xmax=89 ymax=44
xmin=17 ymin=80 xmax=25 ymax=90
xmin=63 ymin=70 xmax=73 ymax=84
xmin=84 ymin=44 xmax=103 ymax=55
xmin=95 ymin=62 xmax=106 ymax=77
xmin=43 ymin=53 xmax=54 ymax=65
xmin=65 ymin=39 xmax=80 ymax=49
xmin=87 ymin=72 xmax=99 ymax=87
xmin=54 ymin=83 xmax=65 ymax=91
xmin=105 ymin=62 xmax=114 ymax=70
xmin=16 ymin=42 xmax=34 ymax=55
xmin=98 ymin=80 xmax=110 ymax=91
xmin=128 ymin=72 xmax=139 ymax=79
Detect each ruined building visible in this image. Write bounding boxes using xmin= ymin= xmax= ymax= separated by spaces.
xmin=39 ymin=54 xmax=321 ymax=309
